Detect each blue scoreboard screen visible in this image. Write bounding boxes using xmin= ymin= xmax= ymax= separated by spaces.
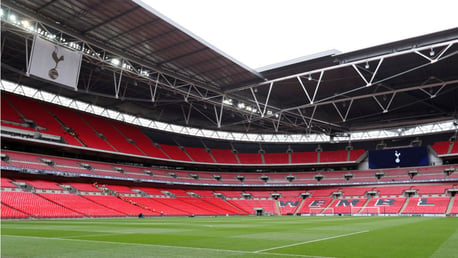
xmin=368 ymin=146 xmax=429 ymax=169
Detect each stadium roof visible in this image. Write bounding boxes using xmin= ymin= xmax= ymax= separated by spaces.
xmin=1 ymin=0 xmax=458 ymax=140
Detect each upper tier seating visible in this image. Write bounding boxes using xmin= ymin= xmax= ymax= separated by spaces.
xmin=349 ymin=149 xmax=366 ymax=161
xmin=113 ymin=122 xmax=169 ymax=159
xmin=263 ymin=152 xmax=289 ymax=164
xmin=320 ymin=150 xmax=348 ymax=163
xmin=432 ymin=141 xmax=452 ymax=155
xmin=210 ymin=149 xmax=239 ymax=164
xmin=79 ymin=113 xmax=144 ymax=155
xmin=291 ymin=152 xmax=318 ymax=163
xmin=5 ymin=92 xmax=458 ymax=167
xmin=185 ymin=147 xmax=214 ymax=163
xmin=160 ymin=144 xmax=192 ymax=161
xmin=3 ymin=93 xmax=82 ymax=146
xmin=2 ymin=95 xmax=25 ymax=124
xmin=44 ymin=103 xmax=115 ymax=151
xmin=450 ymin=142 xmax=458 ymax=154
xmin=1 ymin=95 xmax=36 ymax=131
xmin=237 ymin=153 xmax=263 ymax=164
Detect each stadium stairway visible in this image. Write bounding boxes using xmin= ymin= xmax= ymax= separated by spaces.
xmin=275 ymin=200 xmax=281 ymax=216
xmin=353 ymin=199 xmax=371 ymax=215
xmin=399 ymin=196 xmax=411 ymax=214
xmin=446 ymin=195 xmax=455 ymax=215
xmin=293 ymin=198 xmax=306 ymax=216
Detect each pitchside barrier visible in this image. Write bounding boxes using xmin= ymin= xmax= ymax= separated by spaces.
xmin=309 ymin=208 xmax=334 ymax=216
xmin=350 ymin=206 xmax=380 ymax=216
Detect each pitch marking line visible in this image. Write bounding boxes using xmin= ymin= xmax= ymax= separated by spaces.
xmin=4 ymin=235 xmax=331 ymax=258
xmin=254 ymin=230 xmax=370 ymax=253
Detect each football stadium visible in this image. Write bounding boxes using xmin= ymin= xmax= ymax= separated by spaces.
xmin=1 ymin=1 xmax=458 ymax=257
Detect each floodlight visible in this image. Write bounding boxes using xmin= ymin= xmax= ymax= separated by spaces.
xmin=111 ymin=58 xmax=121 ymax=66
xmin=9 ymin=14 xmax=16 ymax=22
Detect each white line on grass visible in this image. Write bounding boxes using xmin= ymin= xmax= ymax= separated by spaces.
xmin=254 ymin=230 xmax=369 ymax=253
xmin=4 ymin=235 xmax=332 ymax=258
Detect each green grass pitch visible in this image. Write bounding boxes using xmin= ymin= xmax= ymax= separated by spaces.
xmin=2 ymin=216 xmax=458 ymax=257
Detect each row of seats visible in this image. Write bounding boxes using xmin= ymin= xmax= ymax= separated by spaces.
xmin=2 ymin=92 xmax=366 ymax=164
xmin=432 ymin=140 xmax=458 ymax=156
xmin=2 ymin=150 xmax=456 ymax=186
xmin=2 ymin=190 xmax=456 ymax=219
xmin=2 ymin=175 xmax=455 ymax=197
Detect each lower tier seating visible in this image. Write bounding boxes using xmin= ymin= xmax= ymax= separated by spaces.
xmin=1 ymin=203 xmax=30 ymax=219
xmin=1 ymin=192 xmax=83 ymax=218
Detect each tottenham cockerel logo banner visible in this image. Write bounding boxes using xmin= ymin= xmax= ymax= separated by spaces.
xmin=28 ymin=36 xmax=82 ymax=89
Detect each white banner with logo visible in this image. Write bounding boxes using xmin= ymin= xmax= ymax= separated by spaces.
xmin=28 ymin=36 xmax=82 ymax=89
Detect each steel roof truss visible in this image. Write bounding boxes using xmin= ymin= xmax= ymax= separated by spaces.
xmin=182 ymin=103 xmax=193 ymax=125
xmin=112 ymin=69 xmax=123 ymax=99
xmin=352 ymin=58 xmax=383 ymax=87
xmin=372 ymin=92 xmax=396 ymax=113
xmin=332 ymin=99 xmax=354 ymax=122
xmin=149 ymin=77 xmax=159 ymax=102
xmin=262 ymin=82 xmax=274 ymax=118
xmin=419 ymin=82 xmax=447 ymax=99
xmin=214 ymin=98 xmax=225 ymax=128
xmin=272 ymin=113 xmax=282 ymax=133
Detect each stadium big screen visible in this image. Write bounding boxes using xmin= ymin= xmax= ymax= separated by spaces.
xmin=368 ymin=146 xmax=429 ymax=169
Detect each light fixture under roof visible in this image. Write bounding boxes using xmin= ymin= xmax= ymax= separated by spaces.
xmin=9 ymin=14 xmax=16 ymax=22
xmin=110 ymin=58 xmax=121 ymax=66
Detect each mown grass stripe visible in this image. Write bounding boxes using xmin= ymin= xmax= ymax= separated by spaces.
xmin=254 ymin=230 xmax=369 ymax=253
xmin=3 ymin=234 xmax=333 ymax=258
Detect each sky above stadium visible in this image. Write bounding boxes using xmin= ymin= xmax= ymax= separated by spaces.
xmin=143 ymin=0 xmax=457 ymax=70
